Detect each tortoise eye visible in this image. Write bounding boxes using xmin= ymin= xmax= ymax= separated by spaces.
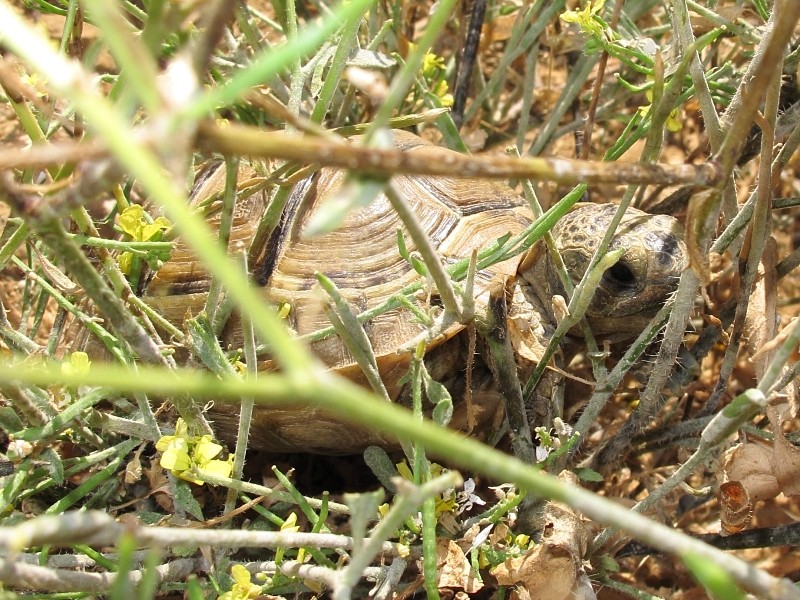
xmin=603 ymin=261 xmax=637 ymax=289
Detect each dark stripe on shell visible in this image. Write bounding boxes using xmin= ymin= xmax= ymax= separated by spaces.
xmin=256 ymin=175 xmax=315 ymax=286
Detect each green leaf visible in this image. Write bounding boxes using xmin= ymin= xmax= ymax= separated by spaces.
xmin=682 ymin=551 xmax=746 ymax=600
xmin=596 ymin=553 xmax=620 ymax=573
xmin=0 ymin=407 xmax=24 ymax=433
xmin=574 ymin=467 xmax=604 ymax=482
xmin=41 ymin=447 xmax=64 ymax=486
xmin=363 ymin=445 xmax=399 ymax=492
xmin=174 ymin=478 xmax=204 ymax=521
xmin=424 ymin=370 xmax=452 ymax=427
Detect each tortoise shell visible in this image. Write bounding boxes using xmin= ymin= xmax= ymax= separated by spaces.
xmin=143 ymin=131 xmax=686 ymax=452
xmin=146 ymin=131 xmax=531 ymax=373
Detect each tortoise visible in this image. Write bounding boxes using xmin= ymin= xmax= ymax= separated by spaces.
xmin=143 ymin=131 xmax=687 ymax=453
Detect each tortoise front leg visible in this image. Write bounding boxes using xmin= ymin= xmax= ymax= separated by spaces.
xmin=477 ymin=287 xmax=536 ymax=466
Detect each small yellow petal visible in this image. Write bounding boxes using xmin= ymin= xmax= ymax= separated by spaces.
xmin=140 ymin=223 xmax=161 ymax=241
xmin=118 ymin=205 xmax=144 ymax=238
xmin=666 ymin=109 xmax=683 ymax=132
xmin=118 ymin=251 xmax=133 ymax=275
xmin=231 ymin=565 xmax=252 ymax=586
xmin=396 ymin=461 xmax=413 ymax=481
xmin=61 ymin=351 xmax=92 ymax=376
xmin=174 ymin=418 xmax=190 ymax=438
xmin=281 ymin=512 xmax=300 ymax=532
xmin=179 ymin=470 xmax=204 ymax=485
xmin=155 ymin=435 xmax=176 ymax=452
xmin=203 ymin=459 xmax=233 ymax=480
xmin=560 ymin=9 xmax=580 ymax=23
xmin=160 ymin=440 xmax=191 ymax=471
xmin=153 ymin=216 xmax=172 ymax=229
xmin=194 ymin=437 xmax=223 ymax=464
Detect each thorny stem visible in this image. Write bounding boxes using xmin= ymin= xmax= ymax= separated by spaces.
xmin=711 ymin=107 xmax=800 ymax=255
xmin=189 ymin=0 xmax=237 ymax=76
xmin=224 ymin=252 xmax=257 ymax=516
xmin=197 ymin=120 xmax=721 ymax=186
xmin=0 ymin=510 xmax=405 ymax=555
xmin=571 ymin=296 xmax=675 ymax=458
xmin=317 ymin=273 xmax=392 ymax=402
xmin=0 ymin=556 xmax=205 ymax=594
xmin=204 ymin=156 xmax=239 ymax=323
xmin=701 ymin=50 xmax=782 ymax=415
xmin=673 ymin=0 xmax=722 ymax=147
xmin=364 ymin=0 xmax=458 ymax=141
xmin=714 ymin=0 xmax=800 ymax=179
xmin=191 ymin=469 xmax=351 ymax=515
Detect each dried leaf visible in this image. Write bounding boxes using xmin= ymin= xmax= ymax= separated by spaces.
xmin=490 ymin=480 xmax=589 ymax=600
xmin=31 ymin=244 xmax=80 ymax=294
xmin=481 ymin=13 xmax=517 ymax=47
xmin=507 ymin=278 xmax=549 ymax=364
xmin=125 ymin=453 xmax=143 ymax=484
xmin=772 ymin=430 xmax=800 ymax=497
xmin=719 ymin=440 xmax=780 ymax=502
xmin=435 ymin=539 xmax=483 ymax=594
xmin=743 ymin=238 xmax=778 ymax=380
xmin=767 ymin=405 xmax=800 ymax=497
xmin=751 ymin=316 xmax=799 ymax=361
xmin=685 ymin=189 xmax=720 ymax=284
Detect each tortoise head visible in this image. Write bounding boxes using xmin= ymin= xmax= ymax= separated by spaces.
xmin=550 ymin=203 xmax=687 ymax=338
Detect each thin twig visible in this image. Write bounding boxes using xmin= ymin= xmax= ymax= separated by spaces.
xmin=197 ymin=120 xmax=721 ymax=186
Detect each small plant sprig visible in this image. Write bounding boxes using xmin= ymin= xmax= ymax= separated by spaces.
xmin=155 ymin=418 xmax=232 ymax=485
xmin=115 ymin=204 xmax=172 ymax=288
xmin=218 ymin=564 xmax=263 ymax=600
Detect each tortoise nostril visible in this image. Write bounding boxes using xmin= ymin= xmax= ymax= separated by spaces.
xmin=605 ymin=261 xmax=637 ymax=288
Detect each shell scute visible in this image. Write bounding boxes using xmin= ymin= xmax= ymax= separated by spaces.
xmin=262 ymin=143 xmax=533 ymax=369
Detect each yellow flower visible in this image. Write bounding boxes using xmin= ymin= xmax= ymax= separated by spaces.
xmin=422 ymin=51 xmax=446 ymax=78
xmin=514 ymin=533 xmax=531 ymax=549
xmin=218 ymin=564 xmax=262 ymax=600
xmin=432 ymin=80 xmax=454 ymax=108
xmin=61 ymin=352 xmax=91 ymax=376
xmin=20 ymin=73 xmax=48 ymax=98
xmin=435 ymin=493 xmax=458 ymax=515
xmin=560 ymin=0 xmax=607 ymax=38
xmin=159 ymin=437 xmax=192 ymax=472
xmin=275 ymin=512 xmax=305 ymax=563
xmin=156 ymin=419 xmax=232 ymax=485
xmin=277 ymin=302 xmax=291 ymax=319
xmin=116 ymin=205 xmax=172 ymax=275
xmin=281 ymin=512 xmax=300 ymax=533
xmin=395 ymin=461 xmax=414 ymax=481
xmin=156 ymin=417 xmax=192 ymax=448
xmin=118 ymin=205 xmax=171 ymax=241
xmin=638 ymin=89 xmax=683 ymax=132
